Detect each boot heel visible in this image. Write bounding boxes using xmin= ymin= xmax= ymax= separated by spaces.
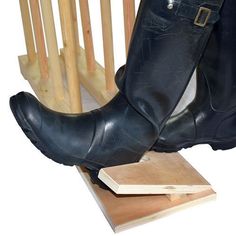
xmin=210 ymin=139 xmax=236 ymax=151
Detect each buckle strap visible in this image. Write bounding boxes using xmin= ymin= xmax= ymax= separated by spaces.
xmin=176 ymin=3 xmax=220 ymax=27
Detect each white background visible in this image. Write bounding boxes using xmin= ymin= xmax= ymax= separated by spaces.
xmin=0 ymin=1 xmax=236 ymax=236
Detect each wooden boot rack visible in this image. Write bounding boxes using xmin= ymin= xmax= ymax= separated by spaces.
xmin=18 ymin=0 xmax=215 ymax=232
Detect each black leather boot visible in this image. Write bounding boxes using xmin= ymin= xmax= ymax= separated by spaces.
xmin=152 ymin=0 xmax=236 ymax=153
xmin=10 ymin=0 xmax=224 ymax=173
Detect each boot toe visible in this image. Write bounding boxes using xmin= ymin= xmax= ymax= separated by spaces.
xmin=10 ymin=92 xmax=95 ymax=166
xmin=10 ymin=92 xmax=42 ymax=130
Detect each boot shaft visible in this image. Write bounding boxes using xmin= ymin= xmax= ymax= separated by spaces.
xmin=197 ymin=0 xmax=236 ymax=111
xmin=117 ymin=0 xmax=224 ymax=132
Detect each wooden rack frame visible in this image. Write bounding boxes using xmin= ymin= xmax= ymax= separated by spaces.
xmin=18 ymin=0 xmax=215 ymax=232
xmin=19 ymin=0 xmax=136 ymax=113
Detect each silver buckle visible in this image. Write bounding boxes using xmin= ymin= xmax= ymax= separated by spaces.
xmin=194 ymin=7 xmax=212 ymax=27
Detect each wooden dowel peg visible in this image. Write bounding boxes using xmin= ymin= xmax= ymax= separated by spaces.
xmin=167 ymin=194 xmax=187 ymax=202
xmin=123 ymin=0 xmax=135 ymax=56
xmin=79 ymin=0 xmax=96 ymax=72
xmin=71 ymin=0 xmax=81 ymax=55
xmin=40 ymin=0 xmax=64 ymax=101
xmin=59 ymin=0 xmax=82 ymax=113
xmin=29 ymin=0 xmax=48 ymax=80
xmin=100 ymin=0 xmax=116 ymax=93
xmin=19 ymin=0 xmax=36 ymax=63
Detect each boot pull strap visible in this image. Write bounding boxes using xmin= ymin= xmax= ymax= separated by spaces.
xmin=172 ymin=2 xmax=221 ymax=27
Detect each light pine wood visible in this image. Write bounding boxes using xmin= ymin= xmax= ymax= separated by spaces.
xmin=100 ymin=0 xmax=116 ymax=93
xmin=18 ymin=1 xmax=216 ymax=231
xmin=40 ymin=0 xmax=64 ymax=102
xmin=123 ymin=0 xmax=136 ymax=56
xmin=19 ymin=0 xmax=36 ymax=63
xmin=29 ymin=0 xmax=48 ymax=80
xmin=71 ymin=0 xmax=81 ymax=55
xmin=99 ymin=152 xmax=211 ymax=194
xmin=167 ymin=194 xmax=187 ymax=201
xmin=19 ymin=49 xmax=216 ymax=231
xmin=59 ymin=0 xmax=82 ymax=113
xmin=79 ymin=0 xmax=96 ymax=72
xmin=78 ymin=167 xmax=216 ymax=232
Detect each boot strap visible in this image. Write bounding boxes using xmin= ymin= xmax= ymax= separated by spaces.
xmin=176 ymin=3 xmax=220 ymax=27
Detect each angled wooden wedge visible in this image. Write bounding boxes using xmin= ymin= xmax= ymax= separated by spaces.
xmin=98 ymin=152 xmax=211 ymax=195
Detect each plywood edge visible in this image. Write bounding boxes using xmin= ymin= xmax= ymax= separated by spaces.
xmin=77 ymin=166 xmax=216 ymax=233
xmin=114 ymin=190 xmax=216 ymax=233
xmin=115 ymin=185 xmax=212 ymax=195
xmin=98 ymin=169 xmax=120 ymax=193
xmin=98 ymin=152 xmax=212 ymax=195
xmin=99 ymin=168 xmax=211 ymax=195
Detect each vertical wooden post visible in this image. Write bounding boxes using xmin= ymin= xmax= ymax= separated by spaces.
xmin=19 ymin=0 xmax=36 ymax=63
xmin=123 ymin=0 xmax=135 ymax=56
xmin=79 ymin=0 xmax=96 ymax=72
xmin=100 ymin=0 xmax=115 ymax=93
xmin=29 ymin=0 xmax=48 ymax=80
xmin=71 ymin=0 xmax=81 ymax=55
xmin=59 ymin=0 xmax=82 ymax=113
xmin=40 ymin=0 xmax=64 ymax=101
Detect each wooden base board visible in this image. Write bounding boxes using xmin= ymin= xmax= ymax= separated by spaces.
xmin=99 ymin=152 xmax=211 ymax=195
xmin=19 ymin=47 xmax=116 ymax=113
xmin=19 ymin=52 xmax=216 ymax=232
xmin=19 ymin=55 xmax=71 ymax=113
xmin=78 ymin=166 xmax=216 ymax=233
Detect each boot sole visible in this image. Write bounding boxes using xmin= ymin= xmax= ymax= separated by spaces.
xmin=152 ymin=139 xmax=236 ymax=153
xmin=10 ymin=96 xmax=75 ymax=166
